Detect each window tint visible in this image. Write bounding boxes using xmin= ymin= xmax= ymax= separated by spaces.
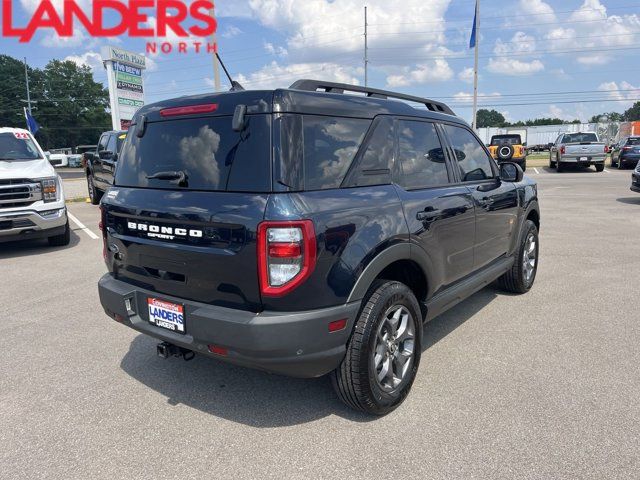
xmin=561 ymin=133 xmax=598 ymax=143
xmin=106 ymin=134 xmax=117 ymax=154
xmin=627 ymin=137 xmax=640 ymax=146
xmin=116 ymin=115 xmax=271 ymax=192
xmin=97 ymin=134 xmax=109 ymax=152
xmin=443 ymin=124 xmax=494 ymax=182
xmin=396 ymin=120 xmax=449 ymax=189
xmin=302 ymin=116 xmax=370 ymax=190
xmin=348 ymin=117 xmax=394 ymax=187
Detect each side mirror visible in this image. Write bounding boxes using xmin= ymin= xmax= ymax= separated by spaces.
xmin=500 ymin=162 xmax=524 ymax=182
xmin=232 ymin=104 xmax=247 ymax=132
xmin=523 ymin=142 xmax=527 ymax=146
xmin=99 ymin=150 xmax=113 ymax=160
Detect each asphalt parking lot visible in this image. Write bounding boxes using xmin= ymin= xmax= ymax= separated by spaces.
xmin=1 ymin=167 xmax=639 ymax=479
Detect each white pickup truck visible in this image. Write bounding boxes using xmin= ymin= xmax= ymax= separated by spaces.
xmin=0 ymin=127 xmax=70 ymax=246
xmin=549 ymin=132 xmax=608 ymax=173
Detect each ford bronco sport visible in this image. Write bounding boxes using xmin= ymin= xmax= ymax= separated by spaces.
xmin=98 ymin=80 xmax=540 ymax=415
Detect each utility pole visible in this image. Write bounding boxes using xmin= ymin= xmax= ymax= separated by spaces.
xmin=24 ymin=57 xmax=32 ymax=115
xmin=471 ymin=0 xmax=480 ymax=130
xmin=364 ymin=6 xmax=369 ymax=87
xmin=211 ymin=7 xmax=221 ymax=91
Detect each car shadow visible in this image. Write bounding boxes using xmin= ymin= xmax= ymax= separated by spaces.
xmin=616 ymin=197 xmax=640 ymax=205
xmin=0 ymin=229 xmax=81 ymax=260
xmin=119 ymin=286 xmax=502 ymax=427
xmin=541 ymin=165 xmax=596 ymax=173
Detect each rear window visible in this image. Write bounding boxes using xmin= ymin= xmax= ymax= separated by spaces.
xmin=491 ymin=135 xmax=521 ymax=146
xmin=562 ymin=133 xmax=598 ymax=144
xmin=627 ymin=137 xmax=640 ymax=146
xmin=0 ymin=132 xmax=42 ymax=160
xmin=277 ymin=115 xmax=371 ymax=191
xmin=116 ymin=115 xmax=271 ymax=192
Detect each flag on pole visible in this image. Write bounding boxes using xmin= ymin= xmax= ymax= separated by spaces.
xmin=469 ymin=0 xmax=478 ymax=49
xmin=24 ymin=107 xmax=40 ymax=134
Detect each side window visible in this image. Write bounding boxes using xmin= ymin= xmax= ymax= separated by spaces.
xmin=97 ymin=135 xmax=109 ymax=152
xmin=347 ymin=117 xmax=394 ymax=187
xmin=106 ymin=134 xmax=117 ymax=154
xmin=396 ymin=120 xmax=449 ymax=189
xmin=442 ymin=124 xmax=494 ymax=182
xmin=302 ymin=116 xmax=370 ymax=190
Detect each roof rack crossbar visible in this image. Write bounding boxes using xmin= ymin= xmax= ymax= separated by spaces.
xmin=289 ymin=79 xmax=455 ymax=116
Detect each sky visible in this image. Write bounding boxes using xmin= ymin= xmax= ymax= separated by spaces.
xmin=2 ymin=0 xmax=639 ymax=124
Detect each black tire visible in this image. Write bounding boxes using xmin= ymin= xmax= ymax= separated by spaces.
xmin=618 ymin=159 xmax=625 ymax=170
xmin=497 ymin=220 xmax=539 ymax=294
xmin=331 ymin=280 xmax=422 ymax=415
xmin=87 ymin=174 xmax=102 ymax=205
xmin=549 ymin=154 xmax=556 ymax=168
xmin=611 ymin=156 xmax=617 ymax=168
xmin=595 ymin=164 xmax=605 ymax=172
xmin=48 ymin=221 xmax=71 ymax=247
xmin=557 ymin=160 xmax=564 ymax=172
xmin=497 ymin=144 xmax=515 ymax=161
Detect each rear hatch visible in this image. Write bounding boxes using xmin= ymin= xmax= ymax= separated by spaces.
xmin=102 ymin=104 xmax=272 ymax=312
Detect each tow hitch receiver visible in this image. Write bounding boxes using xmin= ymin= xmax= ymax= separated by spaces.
xmin=157 ymin=342 xmax=195 ymax=361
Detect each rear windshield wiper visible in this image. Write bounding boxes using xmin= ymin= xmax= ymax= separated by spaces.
xmin=146 ymin=170 xmax=188 ymax=187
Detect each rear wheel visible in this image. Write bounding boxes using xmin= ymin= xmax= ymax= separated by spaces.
xmin=557 ymin=160 xmax=564 ymax=172
xmin=549 ymin=154 xmax=556 ymax=168
xmin=332 ymin=281 xmax=422 ymax=415
xmin=87 ymin=174 xmax=102 ymax=205
xmin=497 ymin=220 xmax=538 ymax=294
xmin=618 ymin=158 xmax=625 ymax=170
xmin=595 ymin=164 xmax=605 ymax=172
xmin=48 ymin=221 xmax=71 ymax=247
xmin=611 ymin=156 xmax=618 ymax=168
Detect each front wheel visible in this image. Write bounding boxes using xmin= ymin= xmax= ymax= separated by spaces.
xmin=332 ymin=281 xmax=422 ymax=415
xmin=48 ymin=221 xmax=71 ymax=247
xmin=87 ymin=174 xmax=102 ymax=205
xmin=595 ymin=164 xmax=605 ymax=172
xmin=497 ymin=220 xmax=539 ymax=294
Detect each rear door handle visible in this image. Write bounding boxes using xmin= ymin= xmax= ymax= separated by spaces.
xmin=417 ymin=208 xmax=440 ymax=221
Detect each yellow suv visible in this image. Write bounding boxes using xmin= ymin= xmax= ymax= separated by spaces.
xmin=489 ymin=134 xmax=527 ymax=171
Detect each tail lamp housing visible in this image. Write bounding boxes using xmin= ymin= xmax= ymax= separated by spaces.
xmin=257 ymin=220 xmax=316 ymax=297
xmin=560 ymin=146 xmax=566 ymax=155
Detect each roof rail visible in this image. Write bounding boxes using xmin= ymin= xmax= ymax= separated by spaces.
xmin=289 ymin=79 xmax=455 ymax=116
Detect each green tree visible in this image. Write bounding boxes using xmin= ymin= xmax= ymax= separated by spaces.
xmin=623 ymin=102 xmax=640 ymax=121
xmin=589 ymin=112 xmax=624 ymax=123
xmin=476 ymin=109 xmax=506 ymax=128
xmin=0 ymin=55 xmax=111 ymax=150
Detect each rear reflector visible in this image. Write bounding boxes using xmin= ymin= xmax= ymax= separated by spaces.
xmin=160 ymin=103 xmax=219 ymax=117
xmin=328 ymin=319 xmax=348 ymax=332
xmin=208 ymin=345 xmax=228 ymax=356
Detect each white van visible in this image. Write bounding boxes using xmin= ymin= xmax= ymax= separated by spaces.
xmin=0 ymin=127 xmax=70 ymax=246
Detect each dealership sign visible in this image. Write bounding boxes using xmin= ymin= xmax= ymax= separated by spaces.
xmin=101 ymin=47 xmax=146 ymax=131
xmin=2 ymin=0 xmax=217 ymax=53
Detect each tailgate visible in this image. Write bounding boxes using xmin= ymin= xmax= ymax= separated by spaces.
xmin=565 ymin=143 xmax=605 ymax=155
xmin=103 ymin=188 xmax=268 ymax=312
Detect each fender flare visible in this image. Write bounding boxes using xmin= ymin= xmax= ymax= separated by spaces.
xmin=346 ymin=243 xmax=436 ymax=303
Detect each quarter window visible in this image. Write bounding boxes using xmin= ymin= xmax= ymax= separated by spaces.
xmin=442 ymin=125 xmax=494 ymax=182
xmin=348 ymin=117 xmax=394 ymax=187
xmin=396 ymin=120 xmax=449 ymax=189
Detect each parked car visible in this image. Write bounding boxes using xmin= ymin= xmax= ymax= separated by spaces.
xmin=631 ymin=161 xmax=640 ymax=193
xmin=97 ymin=80 xmax=540 ymax=415
xmin=549 ymin=132 xmax=607 ymax=172
xmin=77 ymin=145 xmax=98 ymax=169
xmin=488 ymin=134 xmax=527 ymax=171
xmin=48 ymin=152 xmax=68 ymax=168
xmin=84 ymin=131 xmax=126 ymax=204
xmin=611 ymin=136 xmax=640 ymax=170
xmin=0 ymin=127 xmax=70 ymax=246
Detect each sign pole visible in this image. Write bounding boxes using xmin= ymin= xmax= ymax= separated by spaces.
xmin=104 ymin=60 xmax=120 ymax=130
xmin=472 ymin=0 xmax=480 ymax=130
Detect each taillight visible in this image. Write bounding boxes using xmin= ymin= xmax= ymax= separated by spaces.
xmin=560 ymin=146 xmax=566 ymax=155
xmin=99 ymin=205 xmax=107 ymax=261
xmin=257 ymin=220 xmax=317 ymax=297
xmin=623 ymin=146 xmax=633 ymax=151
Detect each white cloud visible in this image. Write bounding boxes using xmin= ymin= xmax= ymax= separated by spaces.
xmin=452 ymin=91 xmax=501 ymax=105
xmin=517 ymin=0 xmax=556 ymax=22
xmin=458 ymin=67 xmax=475 ymax=84
xmin=264 ymin=42 xmax=288 ymax=57
xmin=222 ymin=26 xmax=243 ymax=38
xmin=386 ymin=59 xmax=453 ymax=87
xmin=487 ymin=58 xmax=545 ymax=76
xmin=598 ymin=81 xmax=639 ymax=109
xmin=494 ymin=32 xmax=537 ymax=55
xmin=64 ymin=51 xmax=103 ymax=72
xmin=236 ymin=61 xmax=361 ymax=89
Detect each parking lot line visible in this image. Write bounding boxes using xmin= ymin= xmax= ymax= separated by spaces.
xmin=68 ymin=212 xmax=99 ymax=240
xmin=604 ymin=169 xmax=611 ymax=173
xmin=533 ymin=168 xmax=540 ymax=174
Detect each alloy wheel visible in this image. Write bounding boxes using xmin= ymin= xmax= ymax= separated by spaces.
xmin=523 ymin=232 xmax=537 ymax=284
xmin=373 ymin=305 xmax=416 ymax=392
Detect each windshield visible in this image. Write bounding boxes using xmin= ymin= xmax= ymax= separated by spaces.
xmin=0 ymin=132 xmax=43 ymax=160
xmin=562 ymin=133 xmax=598 ymax=144
xmin=491 ymin=135 xmax=521 ymax=146
xmin=116 ymin=115 xmax=271 ymax=192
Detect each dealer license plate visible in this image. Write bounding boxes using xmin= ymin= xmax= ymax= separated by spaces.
xmin=147 ymin=298 xmax=186 ymax=334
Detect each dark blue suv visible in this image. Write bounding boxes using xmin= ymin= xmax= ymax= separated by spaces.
xmin=98 ymin=80 xmax=540 ymax=415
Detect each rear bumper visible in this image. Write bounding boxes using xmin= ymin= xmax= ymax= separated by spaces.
xmin=619 ymin=155 xmax=640 ymax=166
xmin=559 ymin=155 xmax=606 ymax=164
xmin=0 ymin=207 xmax=67 ymax=243
xmin=98 ymin=274 xmax=361 ymax=378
